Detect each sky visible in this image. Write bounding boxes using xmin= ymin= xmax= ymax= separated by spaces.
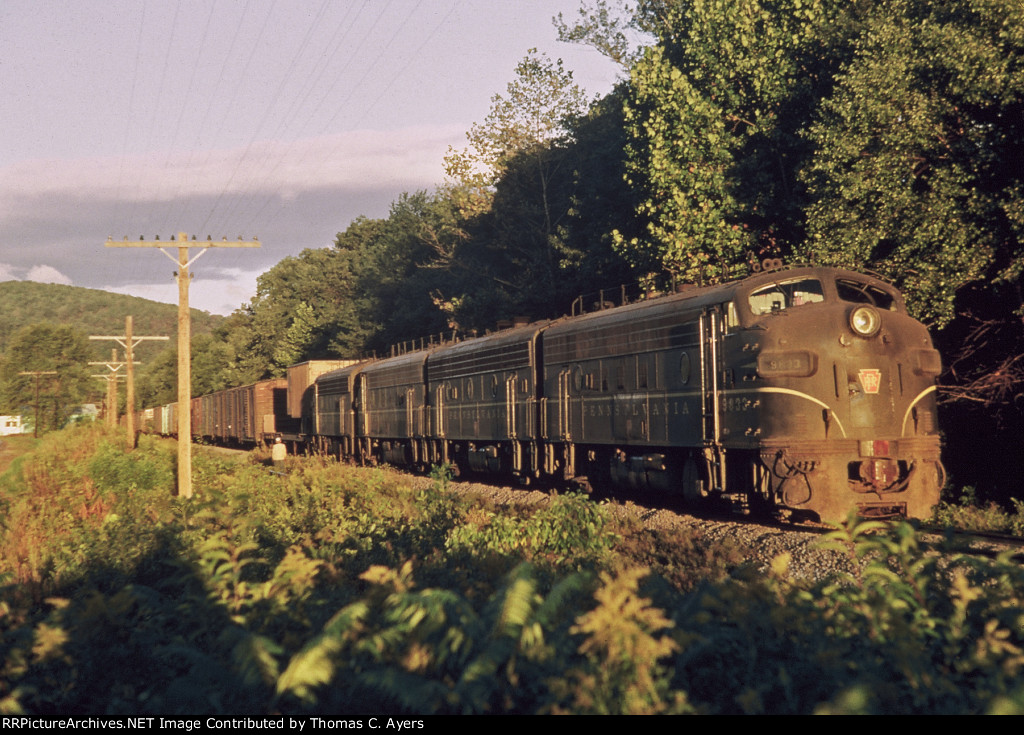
xmin=0 ymin=0 xmax=627 ymax=315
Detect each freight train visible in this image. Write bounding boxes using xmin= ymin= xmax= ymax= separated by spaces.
xmin=139 ymin=264 xmax=945 ymax=523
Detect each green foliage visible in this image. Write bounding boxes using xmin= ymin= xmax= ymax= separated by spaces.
xmin=0 ymin=324 xmax=93 ymax=433
xmin=226 ymin=246 xmax=371 ymax=378
xmin=559 ymin=567 xmax=690 ymax=714
xmin=614 ymin=0 xmax=836 ymax=278
xmin=615 ymin=43 xmax=753 ymax=278
xmin=88 ymin=438 xmax=174 ymax=496
xmin=800 ymin=0 xmax=1024 ymax=327
xmin=0 ymin=428 xmax=178 ymax=590
xmin=211 ymin=191 xmax=464 ymax=368
xmin=439 ymin=49 xmax=607 ymax=328
xmin=556 ymin=89 xmax=639 ymax=291
xmin=445 ymin=48 xmax=589 ymax=191
xmin=607 ymin=0 xmax=1023 ymax=330
xmin=446 ymin=492 xmax=617 ymax=569
xmin=671 ymin=518 xmax=1024 ymax=714
xmin=3 ymin=430 xmax=1022 ymax=714
xmin=554 ymin=0 xmax=644 ymax=67
xmin=0 ymin=280 xmax=220 ymax=359
xmin=609 ymin=519 xmax=746 ymax=591
xmin=934 ymin=491 xmax=1024 ymax=536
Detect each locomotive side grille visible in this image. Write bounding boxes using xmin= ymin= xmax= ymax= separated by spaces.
xmin=431 ymin=341 xmax=531 ymax=380
xmin=546 ymin=313 xmax=700 ymax=363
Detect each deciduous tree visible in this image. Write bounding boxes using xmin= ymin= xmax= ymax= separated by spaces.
xmin=613 ymin=0 xmax=836 ymax=281
xmin=442 ymin=49 xmax=594 ymax=327
xmin=0 ymin=323 xmax=92 ymax=433
xmin=800 ymin=0 xmax=1024 ymax=328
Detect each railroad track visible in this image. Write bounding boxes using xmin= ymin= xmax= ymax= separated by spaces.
xmin=253 ymin=452 xmax=1024 ymax=578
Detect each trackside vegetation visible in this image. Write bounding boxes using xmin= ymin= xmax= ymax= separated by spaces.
xmin=1 ymin=426 xmax=1022 ymax=715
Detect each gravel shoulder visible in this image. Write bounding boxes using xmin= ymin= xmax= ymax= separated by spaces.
xmin=412 ymin=475 xmax=861 ymax=583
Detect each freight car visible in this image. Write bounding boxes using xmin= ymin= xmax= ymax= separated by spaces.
xmin=147 ymin=264 xmax=945 ymax=523
xmin=192 ymin=378 xmax=294 ymax=446
xmin=144 ymin=362 xmax=352 ymax=449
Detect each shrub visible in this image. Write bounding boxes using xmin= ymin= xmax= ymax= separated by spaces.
xmin=4 ymin=430 xmax=1022 ymax=715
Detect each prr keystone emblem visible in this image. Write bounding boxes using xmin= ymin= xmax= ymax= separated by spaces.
xmin=858 ymin=369 xmax=882 ymax=394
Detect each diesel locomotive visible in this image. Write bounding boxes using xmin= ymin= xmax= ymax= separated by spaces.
xmin=147 ymin=264 xmax=945 ymax=523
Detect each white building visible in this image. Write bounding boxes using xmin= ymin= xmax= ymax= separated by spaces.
xmin=0 ymin=415 xmax=26 ymax=436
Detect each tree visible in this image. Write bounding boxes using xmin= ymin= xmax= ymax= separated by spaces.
xmin=549 ymin=88 xmax=638 ymax=296
xmin=800 ymin=0 xmax=1024 ymax=328
xmin=441 ymin=49 xmax=595 ymax=326
xmin=444 ymin=47 xmax=589 ymax=251
xmin=354 ymin=192 xmax=462 ymax=352
xmin=554 ymin=0 xmax=646 ymax=67
xmin=613 ymin=42 xmax=753 ymax=280
xmin=446 ymin=49 xmax=590 ymax=191
xmin=603 ymin=0 xmax=1023 ymax=501
xmin=792 ymin=0 xmax=1024 ymax=504
xmin=136 ymin=326 xmax=248 ymax=409
xmin=0 ymin=324 xmax=92 ymax=434
xmin=230 ymin=245 xmax=371 ymax=378
xmin=608 ymin=0 xmax=1021 ymax=323
xmin=612 ymin=0 xmax=839 ymax=281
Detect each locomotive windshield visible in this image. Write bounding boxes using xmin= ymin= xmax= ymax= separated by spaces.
xmin=836 ymin=278 xmax=897 ymax=310
xmin=747 ymin=278 xmax=824 ymax=315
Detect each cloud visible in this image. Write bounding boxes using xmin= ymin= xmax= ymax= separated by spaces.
xmin=0 ymin=126 xmax=463 ymax=307
xmin=103 ymin=265 xmax=266 ymax=316
xmin=25 ymin=264 xmax=73 ymax=285
xmin=0 ymin=126 xmax=462 ymax=216
xmin=0 ymin=263 xmax=73 ymax=285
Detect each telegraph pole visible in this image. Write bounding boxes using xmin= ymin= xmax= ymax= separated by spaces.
xmin=89 ymin=349 xmax=127 ymax=427
xmin=104 ymin=233 xmax=260 ymax=498
xmin=91 ymin=316 xmax=168 ymax=444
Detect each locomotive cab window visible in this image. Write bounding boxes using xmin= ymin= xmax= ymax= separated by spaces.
xmin=748 ymin=278 xmax=824 ymax=315
xmin=836 ymin=278 xmax=897 ymax=311
xmin=724 ymin=301 xmax=739 ymax=332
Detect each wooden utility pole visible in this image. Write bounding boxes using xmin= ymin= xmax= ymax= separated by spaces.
xmin=89 ymin=349 xmax=127 ymax=427
xmin=104 ymin=233 xmax=260 ymax=498
xmin=90 ymin=375 xmax=123 ymax=426
xmin=18 ymin=370 xmax=57 ymax=438
xmin=91 ymin=316 xmax=167 ymax=444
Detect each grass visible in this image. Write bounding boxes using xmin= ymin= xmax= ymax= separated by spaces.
xmin=0 ymin=434 xmax=38 ymax=476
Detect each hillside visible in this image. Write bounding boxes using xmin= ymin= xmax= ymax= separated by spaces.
xmin=0 ymin=280 xmax=224 ymax=360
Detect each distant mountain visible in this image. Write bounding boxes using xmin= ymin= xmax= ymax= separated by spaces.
xmin=0 ymin=281 xmax=225 ymax=360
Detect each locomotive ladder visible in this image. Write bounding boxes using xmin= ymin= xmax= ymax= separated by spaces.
xmin=699 ymin=308 xmax=726 ymax=492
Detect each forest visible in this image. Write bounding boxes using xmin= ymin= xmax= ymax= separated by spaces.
xmin=0 ymin=283 xmax=221 ymax=434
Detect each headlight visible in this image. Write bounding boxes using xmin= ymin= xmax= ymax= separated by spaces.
xmin=849 ymin=306 xmax=881 ymax=337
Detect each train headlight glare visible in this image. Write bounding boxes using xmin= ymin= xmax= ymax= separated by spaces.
xmin=849 ymin=306 xmax=881 ymax=337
